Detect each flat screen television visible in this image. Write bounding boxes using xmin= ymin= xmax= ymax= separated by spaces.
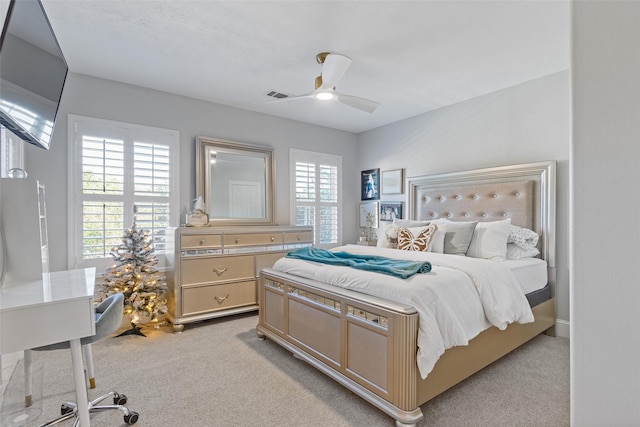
xmin=0 ymin=0 xmax=68 ymax=150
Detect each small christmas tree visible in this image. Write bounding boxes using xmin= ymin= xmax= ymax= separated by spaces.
xmin=99 ymin=205 xmax=168 ymax=336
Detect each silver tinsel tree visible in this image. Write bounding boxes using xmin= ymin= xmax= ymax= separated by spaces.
xmin=99 ymin=206 xmax=168 ymax=336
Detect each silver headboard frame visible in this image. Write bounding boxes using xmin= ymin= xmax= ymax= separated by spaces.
xmin=407 ymin=161 xmax=556 ymax=284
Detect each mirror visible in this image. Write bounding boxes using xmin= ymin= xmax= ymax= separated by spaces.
xmin=196 ymin=136 xmax=274 ymax=225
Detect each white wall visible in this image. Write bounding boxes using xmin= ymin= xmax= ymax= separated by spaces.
xmin=571 ymin=1 xmax=640 ymax=424
xmin=357 ymin=71 xmax=571 ymax=329
xmin=22 ymin=73 xmax=359 ymax=272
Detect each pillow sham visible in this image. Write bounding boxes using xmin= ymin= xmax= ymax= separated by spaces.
xmin=508 ymin=225 xmax=539 ymax=250
xmin=466 ymin=218 xmax=512 ymax=261
xmin=398 ymin=225 xmax=438 ymax=252
xmin=439 ymin=220 xmax=478 ymax=255
xmin=506 ymin=243 xmax=540 ymax=260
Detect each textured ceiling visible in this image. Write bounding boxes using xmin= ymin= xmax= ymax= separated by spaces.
xmin=38 ymin=0 xmax=570 ymax=133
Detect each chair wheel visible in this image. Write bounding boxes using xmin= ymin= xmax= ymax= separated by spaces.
xmin=124 ymin=411 xmax=139 ymax=425
xmin=113 ymin=393 xmax=128 ymax=405
xmin=60 ymin=404 xmax=74 ymax=415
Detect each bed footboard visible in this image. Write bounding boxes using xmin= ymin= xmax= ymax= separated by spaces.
xmin=256 ymin=268 xmax=556 ymax=426
xmin=257 ymin=269 xmax=425 ymax=425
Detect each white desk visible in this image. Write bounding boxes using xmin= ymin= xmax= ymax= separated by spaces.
xmin=0 ymin=268 xmax=96 ymax=426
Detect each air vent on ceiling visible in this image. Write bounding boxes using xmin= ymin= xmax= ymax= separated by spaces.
xmin=265 ymin=90 xmax=290 ymax=99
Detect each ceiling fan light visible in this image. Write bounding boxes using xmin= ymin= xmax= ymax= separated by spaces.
xmin=316 ymin=91 xmax=334 ymax=100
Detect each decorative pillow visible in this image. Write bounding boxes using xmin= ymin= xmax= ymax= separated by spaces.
xmin=508 ymin=225 xmax=539 ymax=250
xmin=380 ymin=219 xmax=432 ymax=248
xmin=398 ymin=225 xmax=438 ymax=252
xmin=440 ymin=221 xmax=478 ymax=255
xmin=506 ymin=243 xmax=540 ymax=260
xmin=466 ymin=218 xmax=512 ymax=261
xmin=376 ymin=223 xmax=397 ymax=248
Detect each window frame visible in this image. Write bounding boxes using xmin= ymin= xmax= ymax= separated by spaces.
xmin=290 ymin=148 xmax=342 ymax=248
xmin=67 ymin=114 xmax=180 ymax=271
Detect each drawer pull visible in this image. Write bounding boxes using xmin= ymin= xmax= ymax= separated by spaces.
xmin=199 ymin=239 xmax=205 ymax=245
xmin=271 ymin=236 xmax=275 ymax=242
xmin=213 ymin=267 xmax=228 ymax=276
xmin=235 ymin=238 xmax=240 ymax=244
xmin=297 ymin=235 xmax=301 ymax=241
xmin=214 ymin=294 xmax=229 ymax=304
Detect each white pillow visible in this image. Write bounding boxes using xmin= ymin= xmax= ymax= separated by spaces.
xmin=506 ymin=243 xmax=540 ymax=260
xmin=466 ymin=218 xmax=512 ymax=261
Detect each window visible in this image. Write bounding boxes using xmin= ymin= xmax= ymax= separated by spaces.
xmin=290 ymin=149 xmax=342 ymax=247
xmin=68 ymin=115 xmax=179 ymax=270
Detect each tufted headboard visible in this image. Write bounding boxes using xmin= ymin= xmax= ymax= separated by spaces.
xmin=407 ymin=161 xmax=556 ymax=281
xmin=414 ymin=180 xmax=535 ymax=229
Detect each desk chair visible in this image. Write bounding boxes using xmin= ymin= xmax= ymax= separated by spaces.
xmin=28 ymin=293 xmax=139 ymax=426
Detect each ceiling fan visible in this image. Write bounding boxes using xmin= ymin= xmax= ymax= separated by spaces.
xmin=268 ymin=52 xmax=379 ymax=113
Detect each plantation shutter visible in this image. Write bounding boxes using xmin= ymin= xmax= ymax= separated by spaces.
xmin=133 ymin=141 xmax=171 ymax=251
xmin=81 ymin=135 xmax=125 ymax=260
xmin=291 ymin=149 xmax=341 ymax=247
xmin=70 ymin=116 xmax=179 ymax=270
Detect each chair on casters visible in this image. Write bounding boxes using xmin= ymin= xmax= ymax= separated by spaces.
xmin=27 ymin=293 xmax=139 ymax=426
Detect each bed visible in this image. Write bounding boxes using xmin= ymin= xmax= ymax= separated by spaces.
xmin=256 ymin=161 xmax=556 ymax=426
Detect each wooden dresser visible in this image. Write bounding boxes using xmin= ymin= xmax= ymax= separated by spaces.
xmin=166 ymin=225 xmax=312 ymax=332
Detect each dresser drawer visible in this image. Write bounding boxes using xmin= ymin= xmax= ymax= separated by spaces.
xmin=182 ymin=280 xmax=257 ymax=316
xmin=181 ymin=255 xmax=254 ymax=285
xmin=181 ymin=234 xmax=222 ymax=249
xmin=224 ymin=233 xmax=283 ymax=247
xmin=284 ymin=230 xmax=313 ymax=244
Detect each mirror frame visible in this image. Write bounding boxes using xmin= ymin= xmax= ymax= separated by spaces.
xmin=196 ymin=136 xmax=275 ymax=226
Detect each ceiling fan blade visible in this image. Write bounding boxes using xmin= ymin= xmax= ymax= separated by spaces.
xmin=264 ymin=91 xmax=316 ymax=104
xmin=334 ymin=92 xmax=379 ymax=113
xmin=320 ymin=54 xmax=352 ymax=89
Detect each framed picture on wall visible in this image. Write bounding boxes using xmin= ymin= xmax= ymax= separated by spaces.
xmin=359 ymin=202 xmax=379 ymax=228
xmin=380 ymin=202 xmax=403 ymax=221
xmin=361 ymin=168 xmax=380 ymax=200
xmin=381 ymin=169 xmax=404 ymax=195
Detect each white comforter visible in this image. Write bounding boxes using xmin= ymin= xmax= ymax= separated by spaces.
xmin=272 ymin=245 xmax=534 ymax=379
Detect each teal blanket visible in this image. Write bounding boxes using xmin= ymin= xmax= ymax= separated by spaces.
xmin=286 ymin=247 xmax=432 ymax=279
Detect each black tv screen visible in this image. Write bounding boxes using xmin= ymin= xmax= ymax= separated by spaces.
xmin=0 ymin=0 xmax=68 ymax=150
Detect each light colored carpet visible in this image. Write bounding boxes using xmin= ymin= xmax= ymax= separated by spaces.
xmin=12 ymin=313 xmax=568 ymax=426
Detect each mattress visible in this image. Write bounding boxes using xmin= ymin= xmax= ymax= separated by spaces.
xmin=505 ymin=258 xmax=548 ymax=295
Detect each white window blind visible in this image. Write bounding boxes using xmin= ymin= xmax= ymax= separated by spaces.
xmin=69 ymin=115 xmax=179 ymax=270
xmin=291 ymin=148 xmax=341 ymax=247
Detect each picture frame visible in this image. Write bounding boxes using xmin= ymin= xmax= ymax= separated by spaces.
xmin=359 ymin=202 xmax=379 ymax=228
xmin=361 ymin=168 xmax=380 ymax=200
xmin=380 ymin=202 xmax=403 ymax=221
xmin=381 ymin=169 xmax=404 ymax=195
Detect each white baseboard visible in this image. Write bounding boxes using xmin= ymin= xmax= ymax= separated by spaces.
xmin=554 ymin=319 xmax=570 ymax=339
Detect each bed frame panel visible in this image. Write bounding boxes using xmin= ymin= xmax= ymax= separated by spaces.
xmin=257 ymin=161 xmax=557 ymax=426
